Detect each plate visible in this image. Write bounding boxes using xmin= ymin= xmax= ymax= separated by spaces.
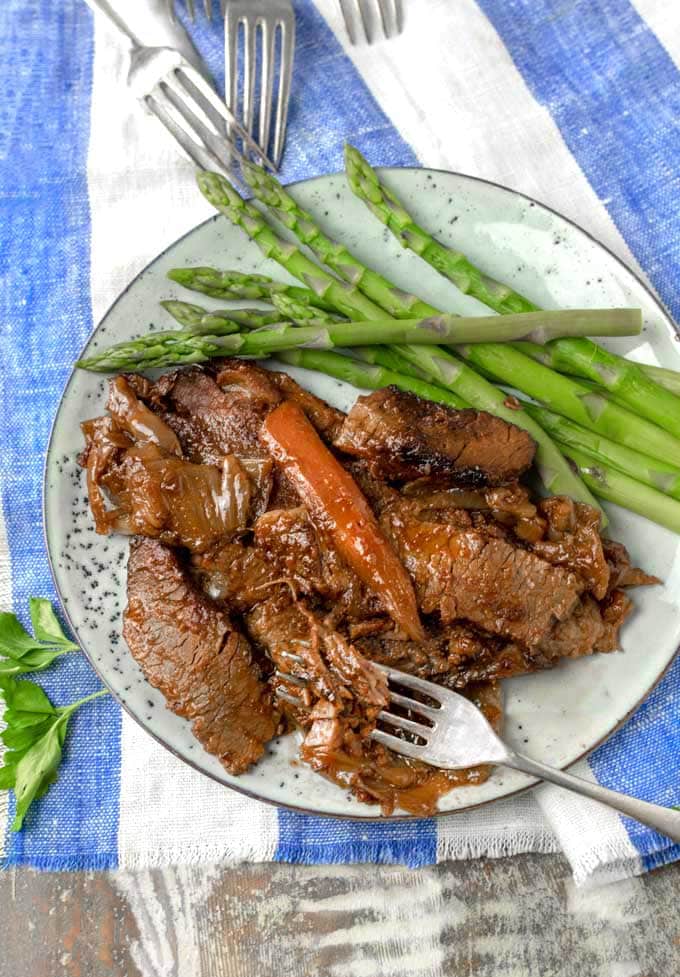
xmin=45 ymin=168 xmax=680 ymax=818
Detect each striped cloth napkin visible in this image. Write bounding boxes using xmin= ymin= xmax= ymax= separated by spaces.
xmin=1 ymin=0 xmax=678 ymax=886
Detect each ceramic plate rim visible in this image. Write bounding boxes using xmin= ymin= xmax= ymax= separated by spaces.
xmin=43 ymin=165 xmax=680 ymax=821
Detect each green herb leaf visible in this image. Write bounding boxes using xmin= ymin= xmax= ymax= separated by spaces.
xmin=0 ymin=674 xmax=109 ymax=831
xmin=12 ymin=719 xmax=66 ymax=831
xmin=0 ymin=613 xmax=44 ymax=660
xmin=2 ymin=719 xmax=53 ymax=751
xmin=29 ymin=599 xmax=78 ymax=649
xmin=0 ymin=600 xmax=78 ymax=675
xmin=10 ymin=679 xmax=56 ymax=715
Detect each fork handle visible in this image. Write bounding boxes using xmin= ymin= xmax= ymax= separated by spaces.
xmin=504 ymin=750 xmax=680 ymax=843
xmin=83 ymin=0 xmax=142 ymax=48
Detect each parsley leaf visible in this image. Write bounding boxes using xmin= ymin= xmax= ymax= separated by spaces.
xmin=29 ymin=599 xmax=78 ymax=649
xmin=0 ymin=677 xmax=109 ymax=830
xmin=0 ymin=600 xmax=78 ymax=675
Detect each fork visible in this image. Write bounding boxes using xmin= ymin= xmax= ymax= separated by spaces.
xmin=339 ymin=0 xmax=403 ymax=44
xmin=278 ymin=657 xmax=680 ymax=839
xmin=84 ymin=0 xmax=275 ymax=179
xmin=225 ymin=0 xmax=296 ymax=168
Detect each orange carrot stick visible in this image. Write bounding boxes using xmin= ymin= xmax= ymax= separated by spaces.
xmin=262 ymin=401 xmax=425 ymax=642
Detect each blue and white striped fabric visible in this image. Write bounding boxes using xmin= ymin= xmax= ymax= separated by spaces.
xmin=1 ymin=0 xmax=678 ymax=886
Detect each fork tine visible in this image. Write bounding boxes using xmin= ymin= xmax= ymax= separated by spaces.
xmin=377 ymin=710 xmax=431 ymax=737
xmin=371 ymin=728 xmax=424 ymax=760
xmin=167 ymin=0 xmax=178 ymax=24
xmin=272 ymin=18 xmax=295 ymax=167
xmin=338 ymin=0 xmax=357 ymax=45
xmin=355 ymin=0 xmax=372 ymax=43
xmin=376 ymin=0 xmax=391 ymax=37
xmin=258 ymin=18 xmax=275 ymax=159
xmin=393 ymin=0 xmax=403 ymax=34
xmin=224 ymin=6 xmax=240 ymax=121
xmin=203 ymin=0 xmax=213 ymax=17
xmin=152 ymin=83 xmax=252 ymax=189
xmin=372 ymin=661 xmax=446 ymax=701
xmin=186 ymin=0 xmax=196 ymax=20
xmin=385 ymin=690 xmax=440 ymax=719
xmin=175 ymin=62 xmax=277 ymax=169
xmin=241 ymin=17 xmax=257 ymax=137
xmin=147 ymin=92 xmax=224 ymax=174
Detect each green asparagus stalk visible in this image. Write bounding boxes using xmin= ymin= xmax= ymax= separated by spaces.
xmin=558 ymin=445 xmax=680 ymax=534
xmin=197 ymin=173 xmax=386 ymax=321
xmin=271 ymin=292 xmax=345 ymax=325
xmin=161 ymin=300 xmax=287 ymax=331
xmin=506 ymin=337 xmax=680 ymax=438
xmin=345 ymin=144 xmax=540 ymax=315
xmin=521 ymin=401 xmax=680 ymax=500
xmin=456 ymin=342 xmax=680 ymax=465
xmin=390 ymin=343 xmax=600 ymax=509
xmin=638 ymin=363 xmax=680 ymax=397
xmin=167 ymin=267 xmax=336 ymax=311
xmin=276 ymin=349 xmax=469 ymax=408
xmin=77 ymin=331 xmax=248 ymax=371
xmin=198 ymin=171 xmax=599 ymax=508
xmin=517 ymin=339 xmax=680 ymax=400
xmin=84 ymin=313 xmax=636 ymax=372
xmin=242 ymin=162 xmax=437 ymax=318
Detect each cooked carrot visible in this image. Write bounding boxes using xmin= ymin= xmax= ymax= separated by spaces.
xmin=262 ymin=401 xmax=425 ymax=642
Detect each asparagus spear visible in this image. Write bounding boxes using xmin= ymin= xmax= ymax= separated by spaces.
xmin=167 ymin=267 xmax=336 ymax=311
xmin=271 ymin=292 xmax=344 ymax=325
xmin=390 ymin=344 xmax=600 ymax=509
xmin=522 ymin=401 xmax=680 ymax=500
xmin=277 ymin=349 xmax=469 ymax=409
xmin=345 ymin=144 xmax=540 ymax=315
xmin=198 ymin=171 xmax=599 ymax=508
xmin=558 ymin=445 xmax=680 ymax=535
xmin=78 ymin=331 xmax=248 ymax=371
xmin=162 ymin=300 xmax=287 ymax=331
xmin=507 ymin=337 xmax=680 ymax=438
xmin=242 ymin=162 xmax=436 ymax=318
xmin=457 ymin=342 xmax=680 ymax=465
xmin=197 ymin=173 xmax=385 ymax=321
xmin=517 ymin=339 xmax=680 ymax=400
xmin=83 ymin=312 xmax=626 ymax=372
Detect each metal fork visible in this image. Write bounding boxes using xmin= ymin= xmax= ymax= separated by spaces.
xmin=85 ymin=0 xmax=275 ymax=178
xmin=278 ymin=657 xmax=680 ymax=839
xmin=339 ymin=0 xmax=403 ymax=44
xmin=225 ymin=0 xmax=296 ymax=168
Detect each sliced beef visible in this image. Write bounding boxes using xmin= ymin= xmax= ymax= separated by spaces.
xmin=383 ymin=507 xmax=582 ymax=646
xmin=253 ymin=507 xmax=381 ymax=624
xmin=80 ymin=389 xmax=256 ymax=550
xmin=530 ymin=497 xmax=610 ymax=599
xmin=159 ymin=367 xmax=272 ymax=462
xmin=603 ymin=539 xmax=660 ymax=592
xmin=124 ymin=539 xmax=278 ymax=774
xmin=333 ymin=387 xmax=536 ymax=485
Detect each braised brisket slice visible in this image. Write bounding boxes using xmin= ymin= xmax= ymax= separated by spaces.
xmin=333 ymin=387 xmax=536 ymax=485
xmin=124 ymin=538 xmax=278 ymax=774
xmin=382 ymin=507 xmax=582 ymax=646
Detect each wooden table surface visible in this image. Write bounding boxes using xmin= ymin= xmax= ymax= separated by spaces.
xmin=1 ymin=854 xmax=677 ymax=976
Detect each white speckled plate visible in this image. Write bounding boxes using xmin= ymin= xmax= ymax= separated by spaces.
xmin=45 ymin=169 xmax=680 ymax=818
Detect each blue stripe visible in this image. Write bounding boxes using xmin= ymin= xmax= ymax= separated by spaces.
xmin=276 ymin=810 xmax=437 ymax=868
xmin=477 ymin=0 xmax=680 ymax=863
xmin=0 ymin=1 xmax=120 ymax=868
xmin=477 ymin=0 xmax=680 ymax=322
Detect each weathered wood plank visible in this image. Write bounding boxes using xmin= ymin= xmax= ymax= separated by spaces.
xmin=0 ymin=856 xmax=677 ymax=977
